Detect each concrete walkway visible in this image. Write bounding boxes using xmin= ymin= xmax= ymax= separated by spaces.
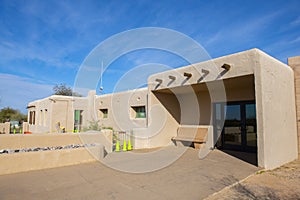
xmin=0 ymin=147 xmax=258 ymax=200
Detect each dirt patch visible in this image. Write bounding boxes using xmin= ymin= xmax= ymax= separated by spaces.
xmin=206 ymin=157 xmax=300 ymax=200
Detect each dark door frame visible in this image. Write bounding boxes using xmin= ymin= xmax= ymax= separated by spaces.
xmin=213 ymin=100 xmax=257 ymax=153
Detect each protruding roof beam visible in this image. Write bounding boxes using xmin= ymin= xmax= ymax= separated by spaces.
xmin=155 ymin=78 xmax=163 ymax=84
xmin=183 ymin=72 xmax=192 ymax=78
xmin=221 ymin=63 xmax=231 ymax=71
xmin=201 ymin=69 xmax=209 ymax=75
xmin=168 ymin=75 xmax=176 ymax=80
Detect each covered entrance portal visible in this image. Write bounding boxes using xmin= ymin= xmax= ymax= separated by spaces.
xmin=147 ymin=49 xmax=298 ymax=170
xmin=213 ymin=75 xmax=258 ymax=165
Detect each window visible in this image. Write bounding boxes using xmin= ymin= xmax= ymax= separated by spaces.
xmin=44 ymin=109 xmax=47 ymax=126
xmin=74 ymin=110 xmax=83 ymax=132
xmin=131 ymin=106 xmax=146 ymax=118
xmin=99 ymin=109 xmax=108 ymax=119
xmin=29 ymin=111 xmax=35 ymax=125
xmin=39 ymin=110 xmax=43 ymax=126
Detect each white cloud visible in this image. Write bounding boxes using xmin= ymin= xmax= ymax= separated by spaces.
xmin=201 ymin=10 xmax=284 ymax=48
xmin=0 ymin=73 xmax=53 ymax=113
xmin=290 ymin=36 xmax=300 ymax=44
xmin=290 ymin=16 xmax=300 ymax=26
xmin=0 ymin=1 xmax=103 ymax=70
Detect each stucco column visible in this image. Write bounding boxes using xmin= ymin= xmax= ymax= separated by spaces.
xmin=288 ymin=56 xmax=300 ymax=155
xmin=87 ymin=90 xmax=97 ymax=123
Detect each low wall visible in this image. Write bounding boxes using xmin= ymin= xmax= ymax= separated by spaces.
xmin=0 ymin=147 xmax=99 ymax=175
xmin=0 ymin=130 xmax=112 ymax=175
xmin=23 ymin=122 xmax=29 ymax=133
xmin=0 ymin=122 xmax=10 ymax=134
xmin=0 ymin=122 xmax=30 ymax=134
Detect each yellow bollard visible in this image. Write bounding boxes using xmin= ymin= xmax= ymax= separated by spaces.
xmin=115 ymin=140 xmax=120 ymax=152
xmin=127 ymin=139 xmax=132 ymax=151
xmin=13 ymin=129 xmax=16 ymax=134
xmin=122 ymin=140 xmax=127 ymax=152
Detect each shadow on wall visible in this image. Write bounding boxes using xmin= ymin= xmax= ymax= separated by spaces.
xmin=153 ymin=90 xmax=181 ymax=124
xmin=152 ymin=84 xmax=212 ymax=126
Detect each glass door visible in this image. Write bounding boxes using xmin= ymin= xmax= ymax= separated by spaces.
xmin=214 ymin=101 xmax=257 ymax=152
xmin=245 ymin=103 xmax=257 ymax=151
xmin=223 ymin=104 xmax=242 ymax=149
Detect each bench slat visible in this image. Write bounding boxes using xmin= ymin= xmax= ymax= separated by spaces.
xmin=172 ymin=136 xmax=205 ymax=143
xmin=173 ymin=126 xmax=208 ymax=144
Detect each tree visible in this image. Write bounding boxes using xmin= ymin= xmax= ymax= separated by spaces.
xmin=0 ymin=107 xmax=27 ymax=123
xmin=53 ymin=83 xmax=82 ymax=97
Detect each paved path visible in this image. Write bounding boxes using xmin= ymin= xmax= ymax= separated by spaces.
xmin=0 ymin=147 xmax=258 ymax=200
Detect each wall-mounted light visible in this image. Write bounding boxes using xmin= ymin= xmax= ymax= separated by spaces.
xmin=183 ymin=72 xmax=192 ymax=78
xmin=221 ymin=63 xmax=231 ymax=71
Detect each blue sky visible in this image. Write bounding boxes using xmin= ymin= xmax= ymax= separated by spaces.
xmin=0 ymin=0 xmax=300 ymax=113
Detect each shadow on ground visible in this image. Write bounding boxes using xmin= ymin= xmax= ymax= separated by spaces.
xmin=221 ymin=150 xmax=257 ymax=166
xmin=0 ymin=147 xmax=259 ymax=200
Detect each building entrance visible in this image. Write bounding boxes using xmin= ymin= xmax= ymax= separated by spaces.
xmin=214 ymin=101 xmax=257 ymax=152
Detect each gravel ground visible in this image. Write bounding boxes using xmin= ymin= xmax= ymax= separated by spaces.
xmin=0 ymin=143 xmax=99 ymax=154
xmin=206 ymin=157 xmax=300 ymax=200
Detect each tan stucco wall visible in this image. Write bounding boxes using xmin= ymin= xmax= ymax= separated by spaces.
xmin=51 ymin=100 xmax=72 ymax=131
xmin=288 ymin=56 xmax=300 ymax=155
xmin=0 ymin=122 xmax=10 ymax=134
xmin=0 ymin=131 xmax=112 ymax=152
xmin=148 ymin=49 xmax=256 ymax=92
xmin=0 ymin=148 xmax=98 ymax=175
xmin=0 ymin=131 xmax=113 ymax=175
xmin=254 ymin=50 xmax=297 ymax=169
xmin=147 ymin=90 xmax=180 ymax=148
xmin=95 ymin=88 xmax=148 ymax=131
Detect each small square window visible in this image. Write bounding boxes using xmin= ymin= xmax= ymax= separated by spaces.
xmin=131 ymin=106 xmax=146 ymax=118
xmin=100 ymin=109 xmax=108 ymax=119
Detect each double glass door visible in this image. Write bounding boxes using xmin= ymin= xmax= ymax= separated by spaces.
xmin=214 ymin=101 xmax=257 ymax=152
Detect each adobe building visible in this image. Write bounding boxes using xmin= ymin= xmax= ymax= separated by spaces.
xmin=27 ymin=48 xmax=299 ymax=170
xmin=27 ymin=89 xmax=148 ymax=133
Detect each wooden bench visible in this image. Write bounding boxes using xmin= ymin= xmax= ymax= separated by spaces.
xmin=172 ymin=125 xmax=208 ymax=149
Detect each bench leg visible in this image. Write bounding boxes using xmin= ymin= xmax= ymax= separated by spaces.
xmin=194 ymin=143 xmax=203 ymax=149
xmin=175 ymin=140 xmax=185 ymax=147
